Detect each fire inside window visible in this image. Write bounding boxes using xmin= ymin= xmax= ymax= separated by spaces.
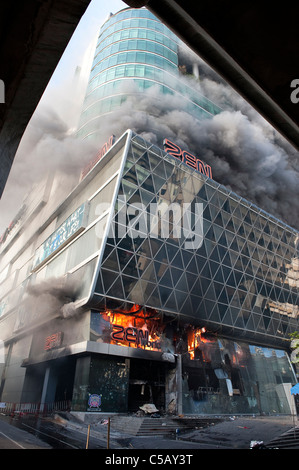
xmin=103 ymin=310 xmax=164 ymax=351
xmin=187 ymin=327 xmax=214 ymax=360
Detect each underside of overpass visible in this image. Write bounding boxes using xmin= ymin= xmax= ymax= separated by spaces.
xmin=125 ymin=0 xmax=299 ymax=151
xmin=0 ymin=0 xmax=92 ymax=197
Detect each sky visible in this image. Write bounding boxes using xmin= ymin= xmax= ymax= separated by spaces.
xmin=0 ymin=0 xmax=126 ymax=234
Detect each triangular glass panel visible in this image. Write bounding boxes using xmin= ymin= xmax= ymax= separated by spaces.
xmin=163 ymin=161 xmax=174 ymax=181
xmin=197 ymin=184 xmax=208 ymax=201
xmin=141 ymin=174 xmax=154 ymax=193
xmin=102 ymin=248 xmax=119 ymax=272
xmin=122 ymin=179 xmax=138 ymax=199
xmin=221 ymin=309 xmax=233 ymax=325
xmin=176 ymin=291 xmax=188 ymax=310
xmin=234 ymin=312 xmax=245 ymax=329
xmin=185 ymin=271 xmax=198 ymax=291
xmin=139 ymin=187 xmax=155 ymax=206
xmin=163 ymin=292 xmax=177 ymax=311
xmin=172 ymin=251 xmax=184 ymax=269
xmin=152 ymin=160 xmax=166 ymax=179
xmin=137 ymin=151 xmax=151 ymax=171
xmin=222 ymin=198 xmax=231 ymax=213
xmin=146 ymin=286 xmax=161 ymax=308
xmin=135 ymin=164 xmax=150 ymax=186
xmin=174 ymin=272 xmax=188 ymax=292
xmin=165 ymin=243 xmax=177 ymax=263
xmin=102 ymin=269 xmax=120 ymax=293
xmin=154 ymin=260 xmax=166 ymax=278
xmin=117 ymin=234 xmax=135 ymax=252
xmin=135 ymin=238 xmax=152 ymax=258
xmin=126 ymin=146 xmax=136 ymax=163
xmin=125 ymin=280 xmax=143 ymax=304
xmin=122 ymin=274 xmax=137 ymax=298
xmin=222 ymin=251 xmax=232 ymax=267
xmin=159 ymin=267 xmax=173 ymax=288
xmin=218 ymin=287 xmax=229 ymax=304
xmin=208 ymin=303 xmax=221 ymax=323
xmin=205 ymin=283 xmax=216 ymax=301
xmin=152 ymin=173 xmax=166 ymax=193
xmin=209 ymin=246 xmax=220 ymax=263
xmin=200 ymin=261 xmax=211 ymax=279
xmin=218 ymin=303 xmax=228 ymax=320
xmin=106 ymin=275 xmax=125 ymax=299
xmin=148 ymin=151 xmax=162 ymax=171
xmin=180 ymin=296 xmax=193 ymax=315
xmin=186 ymin=256 xmax=198 ymax=274
xmin=142 ymin=279 xmax=157 ymax=302
xmin=190 ymin=278 xmax=203 ymax=298
xmin=214 ymin=265 xmax=224 ymax=284
xmin=170 ymin=267 xmax=184 ymax=286
xmin=203 ymin=204 xmax=212 ymax=221
xmin=123 ymin=165 xmax=138 ymax=186
xmin=127 ymin=188 xmax=143 ymax=210
xmin=122 ymin=255 xmax=137 ymax=276
xmin=151 ymin=240 xmax=168 ymax=262
xmin=158 ymin=285 xmax=173 ymax=304
xmin=94 ymin=272 xmax=104 ymax=295
xmin=205 ymin=225 xmax=216 ymax=242
xmin=244 ymin=314 xmax=255 ymax=331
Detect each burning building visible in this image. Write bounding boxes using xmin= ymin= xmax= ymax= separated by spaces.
xmin=0 ymin=8 xmax=298 ymax=417
xmin=0 ymin=129 xmax=298 ymax=415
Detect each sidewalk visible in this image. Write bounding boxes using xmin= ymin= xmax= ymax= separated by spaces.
xmin=59 ymin=413 xmax=297 ymax=449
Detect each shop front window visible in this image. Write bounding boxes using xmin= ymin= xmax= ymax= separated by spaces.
xmin=180 ymin=328 xmax=296 ymax=415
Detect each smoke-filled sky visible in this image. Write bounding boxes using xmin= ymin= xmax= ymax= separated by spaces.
xmin=1 ymin=0 xmax=299 ymax=234
xmin=0 ymin=0 xmax=126 ymax=234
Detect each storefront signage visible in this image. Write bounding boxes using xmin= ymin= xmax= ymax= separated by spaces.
xmin=111 ymin=324 xmax=162 ymax=351
xmin=32 ymin=203 xmax=88 ymax=271
xmin=163 ymin=138 xmax=212 ymax=179
xmin=80 ymin=134 xmax=115 ymax=180
xmin=44 ymin=332 xmax=63 ymax=351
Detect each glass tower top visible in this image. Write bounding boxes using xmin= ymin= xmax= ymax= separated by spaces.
xmin=77 ymin=7 xmax=222 ymax=142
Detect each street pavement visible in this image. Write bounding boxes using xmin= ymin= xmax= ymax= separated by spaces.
xmin=0 ymin=412 xmax=297 ymax=451
xmin=0 ymin=415 xmax=51 ymax=449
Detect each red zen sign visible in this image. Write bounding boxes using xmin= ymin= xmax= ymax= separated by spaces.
xmin=111 ymin=324 xmax=161 ymax=350
xmin=44 ymin=332 xmax=63 ymax=351
xmin=163 ymin=138 xmax=212 ymax=179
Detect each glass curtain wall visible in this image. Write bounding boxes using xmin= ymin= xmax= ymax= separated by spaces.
xmin=93 ymin=132 xmax=299 ymax=349
xmin=77 ymin=7 xmax=222 ymax=141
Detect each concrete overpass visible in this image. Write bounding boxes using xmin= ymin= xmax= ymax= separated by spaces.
xmin=0 ymin=0 xmax=92 ymax=197
xmin=125 ymin=0 xmax=299 ymax=151
xmin=0 ymin=0 xmax=298 ymax=198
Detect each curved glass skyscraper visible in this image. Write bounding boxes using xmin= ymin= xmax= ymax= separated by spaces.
xmin=77 ymin=7 xmax=222 ymax=142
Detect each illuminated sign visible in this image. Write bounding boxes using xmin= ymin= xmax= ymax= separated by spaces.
xmin=81 ymin=135 xmax=115 ymax=180
xmin=44 ymin=332 xmax=63 ymax=351
xmin=111 ymin=324 xmax=162 ymax=350
xmin=32 ymin=203 xmax=88 ymax=271
xmin=163 ymin=138 xmax=212 ymax=179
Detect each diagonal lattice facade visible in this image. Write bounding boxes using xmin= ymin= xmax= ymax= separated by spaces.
xmin=91 ymin=132 xmax=299 ymax=349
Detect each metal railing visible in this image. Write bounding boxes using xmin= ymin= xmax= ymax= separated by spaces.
xmin=0 ymin=400 xmax=71 ymax=417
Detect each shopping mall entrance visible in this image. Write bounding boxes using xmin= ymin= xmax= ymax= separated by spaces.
xmin=128 ymin=358 xmax=169 ymax=413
